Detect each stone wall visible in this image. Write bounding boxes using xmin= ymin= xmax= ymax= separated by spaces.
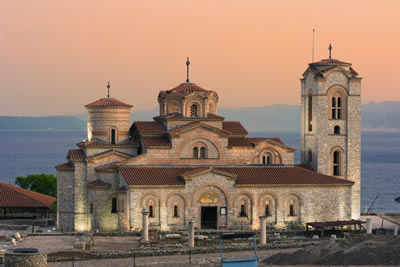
xmin=126 ymin=171 xmax=352 ymax=231
xmin=57 ymin=169 xmax=75 ymax=232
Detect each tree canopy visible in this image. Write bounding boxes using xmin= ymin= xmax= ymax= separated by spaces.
xmin=15 ymin=173 xmax=57 ymax=197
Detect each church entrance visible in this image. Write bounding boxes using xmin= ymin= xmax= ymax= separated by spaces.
xmin=201 ymin=207 xmax=218 ymax=229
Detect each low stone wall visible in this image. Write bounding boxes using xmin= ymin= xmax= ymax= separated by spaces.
xmin=5 ymin=252 xmax=47 ymax=267
xmin=48 ymin=240 xmax=321 ymax=262
xmin=0 ymin=224 xmax=30 ymax=231
xmin=0 ymin=219 xmax=54 ymax=227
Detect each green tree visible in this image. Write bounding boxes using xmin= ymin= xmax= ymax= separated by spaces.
xmin=15 ymin=174 xmax=57 ymax=197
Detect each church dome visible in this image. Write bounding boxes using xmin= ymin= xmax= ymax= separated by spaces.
xmin=309 ymin=58 xmax=351 ymax=66
xmin=85 ymin=97 xmax=132 ymax=108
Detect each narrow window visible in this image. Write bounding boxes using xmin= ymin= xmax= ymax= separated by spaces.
xmin=262 ymin=156 xmax=266 ymax=165
xmin=265 ymin=204 xmax=270 ymax=216
xmin=266 ymin=156 xmax=271 ymax=164
xmin=332 ymin=97 xmax=336 ymax=119
xmin=190 ymin=104 xmax=198 ymax=117
xmin=200 ymin=147 xmax=206 ymax=159
xmin=90 ymin=203 xmax=93 ymax=214
xmin=111 ymin=198 xmax=117 ymax=213
xmin=337 ymin=97 xmax=342 ymax=119
xmin=308 ymin=94 xmax=312 ymax=131
xmin=193 ymin=147 xmax=199 ymax=159
xmin=308 ymin=149 xmax=312 ymax=162
xmin=333 ymin=151 xmax=340 ymax=176
xmin=289 ymin=204 xmax=295 ymax=216
xmin=173 ymin=205 xmax=179 ymax=217
xmin=111 ymin=129 xmax=116 ymax=144
xmin=149 ymin=205 xmax=154 ymax=218
xmin=240 ymin=204 xmax=247 ymax=217
xmin=334 ymin=126 xmax=340 ymax=134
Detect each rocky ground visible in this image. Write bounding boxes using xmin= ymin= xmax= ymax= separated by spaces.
xmin=264 ymin=235 xmax=400 ymax=265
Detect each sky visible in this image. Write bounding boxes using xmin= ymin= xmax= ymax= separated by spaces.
xmin=1 ymin=0 xmax=400 ymax=116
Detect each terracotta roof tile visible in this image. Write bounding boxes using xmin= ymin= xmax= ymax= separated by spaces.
xmin=134 ymin=121 xmax=166 ymax=136
xmin=167 ymin=122 xmax=230 ymax=136
xmin=310 ymin=58 xmax=351 ymax=66
xmin=228 ymin=138 xmax=253 ymax=147
xmin=55 ymin=161 xmax=74 ymax=170
xmin=160 ymin=83 xmax=218 ymax=98
xmin=85 ymin=149 xmax=133 ymax=161
xmin=141 ymin=136 xmax=171 ymax=147
xmin=77 ymin=139 xmax=138 ymax=148
xmin=154 ymin=113 xmax=225 ymax=121
xmin=120 ymin=166 xmax=354 ymax=186
xmin=94 ymin=161 xmax=120 ymax=171
xmin=0 ymin=182 xmax=56 ymax=208
xmin=85 ymin=97 xmax=132 ymax=108
xmin=67 ymin=149 xmax=86 ymax=161
xmin=222 ymin=121 xmax=248 ymax=136
xmin=120 ymin=167 xmax=185 ymax=186
xmin=87 ymin=179 xmax=111 ymax=187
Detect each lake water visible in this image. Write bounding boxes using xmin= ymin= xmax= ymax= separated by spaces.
xmin=0 ymin=130 xmax=399 ymax=213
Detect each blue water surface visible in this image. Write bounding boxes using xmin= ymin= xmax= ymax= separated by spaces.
xmin=0 ymin=130 xmax=399 ymax=213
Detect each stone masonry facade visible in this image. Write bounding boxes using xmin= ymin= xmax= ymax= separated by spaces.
xmin=56 ymin=56 xmax=360 ymax=232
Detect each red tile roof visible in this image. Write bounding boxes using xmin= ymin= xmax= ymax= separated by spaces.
xmin=67 ymin=149 xmax=86 ymax=161
xmin=141 ymin=136 xmax=171 ymax=147
xmin=310 ymin=58 xmax=351 ymax=66
xmin=77 ymin=139 xmax=138 ymax=148
xmin=134 ymin=121 xmax=166 ymax=136
xmin=120 ymin=166 xmax=354 ymax=186
xmin=85 ymin=97 xmax=133 ymax=108
xmin=94 ymin=161 xmax=120 ymax=171
xmin=120 ymin=167 xmax=185 ymax=186
xmin=87 ymin=179 xmax=111 ymax=187
xmin=159 ymin=83 xmax=218 ymax=98
xmin=222 ymin=121 xmax=248 ymax=136
xmin=228 ymin=138 xmax=253 ymax=147
xmin=154 ymin=113 xmax=225 ymax=121
xmin=85 ymin=149 xmax=133 ymax=161
xmin=55 ymin=161 xmax=74 ymax=170
xmin=0 ymin=182 xmax=56 ymax=208
xmin=167 ymin=121 xmax=230 ymax=136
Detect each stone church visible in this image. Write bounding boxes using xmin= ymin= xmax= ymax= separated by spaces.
xmin=56 ymin=53 xmax=361 ymax=232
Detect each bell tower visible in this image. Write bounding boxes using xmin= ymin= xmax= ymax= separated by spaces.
xmin=300 ymin=45 xmax=362 ymax=219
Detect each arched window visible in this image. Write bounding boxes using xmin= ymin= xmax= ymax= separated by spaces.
xmin=262 ymin=154 xmax=272 ymax=165
xmin=337 ymin=97 xmax=342 ymax=119
xmin=111 ymin=129 xmax=116 ymax=144
xmin=90 ymin=203 xmax=94 ymax=214
xmin=308 ymin=94 xmax=312 ymax=131
xmin=239 ymin=204 xmax=247 ymax=217
xmin=334 ymin=126 xmax=340 ymax=134
xmin=289 ymin=204 xmax=295 ymax=216
xmin=332 ymin=97 xmax=337 ymax=119
xmin=149 ymin=205 xmax=154 ymax=218
xmin=333 ymin=151 xmax=341 ymax=176
xmin=173 ymin=205 xmax=179 ymax=217
xmin=200 ymin=146 xmax=207 ymax=159
xmin=193 ymin=147 xmax=199 ymax=159
xmin=190 ymin=104 xmax=198 ymax=117
xmin=265 ymin=204 xmax=271 ymax=216
xmin=308 ymin=149 xmax=312 ymax=162
xmin=111 ymin=197 xmax=117 ymax=213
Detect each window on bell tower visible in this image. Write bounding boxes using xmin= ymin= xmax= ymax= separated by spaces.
xmin=333 ymin=150 xmax=341 ymax=176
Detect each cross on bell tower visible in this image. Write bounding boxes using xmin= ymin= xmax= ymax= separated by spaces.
xmin=107 ymin=81 xmax=110 ymax=98
xmin=329 ymin=44 xmax=332 ymax=59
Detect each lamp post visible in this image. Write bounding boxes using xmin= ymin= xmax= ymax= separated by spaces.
xmin=367 ymin=193 xmax=400 ymax=213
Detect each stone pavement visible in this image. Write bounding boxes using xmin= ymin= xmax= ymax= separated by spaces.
xmin=46 ymin=248 xmax=299 ymax=267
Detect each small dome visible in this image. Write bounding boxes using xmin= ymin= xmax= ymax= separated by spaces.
xmin=85 ymin=97 xmax=132 ymax=108
xmin=309 ymin=58 xmax=351 ymax=66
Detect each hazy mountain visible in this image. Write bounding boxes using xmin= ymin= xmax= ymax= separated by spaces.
xmin=1 ymin=101 xmax=399 ymax=131
xmin=0 ymin=116 xmax=85 ymax=130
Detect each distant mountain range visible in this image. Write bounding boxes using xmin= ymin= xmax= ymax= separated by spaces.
xmin=1 ymin=101 xmax=400 ymax=131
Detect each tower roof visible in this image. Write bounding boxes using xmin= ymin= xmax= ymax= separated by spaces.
xmin=85 ymin=97 xmax=133 ymax=108
xmin=310 ymin=58 xmax=351 ymax=66
xmin=159 ymin=82 xmax=216 ymax=98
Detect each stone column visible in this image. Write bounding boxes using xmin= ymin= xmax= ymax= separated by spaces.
xmin=259 ymin=216 xmax=267 ymax=245
xmin=141 ymin=208 xmax=149 ymax=242
xmin=188 ymin=219 xmax=194 ymax=248
xmin=394 ymin=225 xmax=398 ymax=236
xmin=366 ymin=218 xmax=372 ymax=234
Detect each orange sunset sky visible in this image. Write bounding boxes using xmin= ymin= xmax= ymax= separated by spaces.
xmin=1 ymin=0 xmax=400 ymax=116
